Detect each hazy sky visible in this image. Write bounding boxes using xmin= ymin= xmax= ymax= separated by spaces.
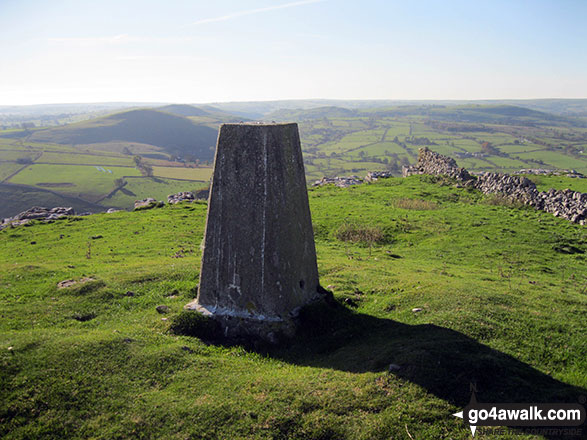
xmin=1 ymin=0 xmax=586 ymax=105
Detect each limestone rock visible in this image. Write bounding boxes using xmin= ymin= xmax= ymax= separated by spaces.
xmin=403 ymin=147 xmax=586 ymax=225
xmin=312 ymin=176 xmax=363 ymax=188
xmin=1 ymin=206 xmax=75 ymax=231
xmin=134 ymin=198 xmax=164 ymax=210
xmin=365 ymin=171 xmax=394 ymax=182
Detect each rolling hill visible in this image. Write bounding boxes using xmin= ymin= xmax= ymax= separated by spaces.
xmin=2 ymin=102 xmax=586 ymax=219
xmin=16 ymin=109 xmax=219 ymax=161
xmin=267 ymin=106 xmax=358 ymax=121
xmin=269 ymin=104 xmax=580 ymax=127
xmin=157 ymin=104 xmax=211 ymax=117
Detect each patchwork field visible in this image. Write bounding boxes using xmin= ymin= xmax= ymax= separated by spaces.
xmin=289 ymin=106 xmax=587 ymax=180
xmin=2 ymin=103 xmax=587 ymax=218
xmin=8 ymin=164 xmax=141 ymax=202
xmin=0 ymin=135 xmax=213 ymax=216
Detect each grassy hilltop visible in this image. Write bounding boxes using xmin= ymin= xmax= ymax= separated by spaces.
xmin=1 ymin=176 xmax=586 ymax=439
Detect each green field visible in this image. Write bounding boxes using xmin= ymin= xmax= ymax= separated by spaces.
xmin=0 ymin=163 xmax=26 ymax=182
xmin=0 ymin=183 xmax=101 ymax=218
xmin=100 ymin=177 xmax=209 ymax=209
xmin=516 ymin=150 xmax=587 ymax=170
xmin=37 ymin=151 xmax=134 ymax=166
xmin=497 ymin=143 xmax=546 ymax=154
xmin=526 ymin=175 xmax=587 ymax=193
xmin=0 ymin=138 xmax=212 ymax=216
xmin=287 ymin=105 xmax=587 ymax=179
xmin=0 ymin=151 xmax=38 ymax=161
xmin=1 ymin=176 xmax=585 ymax=439
xmin=8 ymin=164 xmax=141 ymax=201
xmin=152 ymin=166 xmax=213 ymax=181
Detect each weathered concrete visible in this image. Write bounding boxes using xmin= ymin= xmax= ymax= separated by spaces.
xmin=186 ymin=123 xmax=322 ymax=341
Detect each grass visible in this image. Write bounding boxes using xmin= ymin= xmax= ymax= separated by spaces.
xmin=516 ymin=150 xmax=587 ymax=171
xmin=7 ymin=164 xmax=141 ymax=201
xmin=526 ymin=175 xmax=587 ymax=193
xmin=0 ymin=163 xmax=26 ymax=182
xmin=0 ymin=151 xmax=37 ymax=161
xmin=37 ymin=151 xmax=134 ymax=166
xmin=0 ymin=184 xmax=101 ymax=219
xmin=151 ymin=166 xmax=213 ymax=181
xmin=100 ymin=177 xmax=208 ymax=209
xmin=391 ymin=198 xmax=439 ymax=210
xmin=1 ymin=176 xmax=586 ymax=439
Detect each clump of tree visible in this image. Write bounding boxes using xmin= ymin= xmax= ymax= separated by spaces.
xmin=406 ymin=136 xmax=436 ymax=146
xmin=133 ymin=155 xmax=153 ymax=177
xmin=20 ymin=122 xmax=36 ymax=130
xmin=114 ymin=177 xmax=126 ymax=189
xmin=481 ymin=141 xmax=500 ymax=155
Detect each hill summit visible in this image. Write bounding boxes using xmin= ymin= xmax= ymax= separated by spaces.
xmin=25 ymin=109 xmax=219 ymax=160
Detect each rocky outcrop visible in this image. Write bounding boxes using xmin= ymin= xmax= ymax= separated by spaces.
xmin=167 ymin=189 xmax=209 ymax=204
xmin=405 ymin=147 xmax=586 ymax=225
xmin=365 ymin=171 xmax=394 ymax=182
xmin=403 ymin=147 xmax=473 ymax=181
xmin=168 ymin=191 xmax=197 ymax=204
xmin=312 ymin=176 xmax=363 ymax=188
xmin=314 ymin=171 xmax=395 ymax=187
xmin=133 ymin=198 xmax=164 ymax=210
xmin=1 ymin=206 xmax=74 ymax=230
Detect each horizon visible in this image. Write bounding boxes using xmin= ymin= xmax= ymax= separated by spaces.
xmin=3 ymin=97 xmax=587 ymax=109
xmin=1 ymin=0 xmax=586 ymax=106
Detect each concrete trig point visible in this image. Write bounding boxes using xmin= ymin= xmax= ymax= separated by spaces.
xmin=186 ymin=122 xmax=323 ymax=342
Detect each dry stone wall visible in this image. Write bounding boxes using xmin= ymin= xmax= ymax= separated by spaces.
xmin=404 ymin=147 xmax=586 ymax=225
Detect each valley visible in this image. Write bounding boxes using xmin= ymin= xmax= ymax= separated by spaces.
xmin=1 ymin=101 xmax=586 ymax=219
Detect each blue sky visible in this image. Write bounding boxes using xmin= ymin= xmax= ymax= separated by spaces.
xmin=0 ymin=0 xmax=585 ymax=104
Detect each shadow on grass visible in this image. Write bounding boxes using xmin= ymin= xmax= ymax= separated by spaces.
xmin=120 ymin=187 xmax=137 ymax=197
xmin=263 ymin=302 xmax=586 ymax=437
xmin=173 ymin=300 xmax=585 ymax=437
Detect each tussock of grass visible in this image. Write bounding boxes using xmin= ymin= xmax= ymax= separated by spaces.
xmin=334 ymin=222 xmax=386 ymax=244
xmin=484 ymin=193 xmax=526 ymax=209
xmin=391 ymin=198 xmax=438 ymax=210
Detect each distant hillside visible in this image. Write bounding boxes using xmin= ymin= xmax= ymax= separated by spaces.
xmin=268 ymin=106 xmax=358 ymax=121
xmin=266 ymin=104 xmax=570 ymax=126
xmin=359 ymin=104 xmax=580 ymax=127
xmin=427 ymin=104 xmax=575 ymax=125
xmin=158 ymin=105 xmax=210 ymax=117
xmin=21 ymin=109 xmax=219 ymax=160
xmin=207 ymin=99 xmax=587 ymax=121
xmin=157 ymin=104 xmax=242 ymax=120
